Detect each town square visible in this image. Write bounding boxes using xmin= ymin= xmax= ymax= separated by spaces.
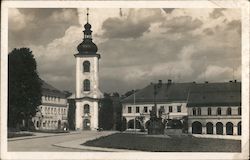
xmin=1 ymin=1 xmax=250 ymax=160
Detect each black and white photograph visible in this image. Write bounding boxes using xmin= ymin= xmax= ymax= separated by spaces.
xmin=1 ymin=0 xmax=249 ymax=160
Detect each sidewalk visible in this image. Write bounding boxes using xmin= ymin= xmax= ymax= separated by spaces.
xmin=8 ymin=131 xmax=81 ymax=141
xmin=53 ymin=131 xmax=141 ymax=152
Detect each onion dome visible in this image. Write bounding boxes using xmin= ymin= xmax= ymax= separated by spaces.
xmin=77 ymin=10 xmax=98 ymax=55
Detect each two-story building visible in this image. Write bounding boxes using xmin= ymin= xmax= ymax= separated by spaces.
xmin=121 ymin=80 xmax=241 ymax=137
xmin=32 ymin=79 xmax=69 ymax=130
xmin=187 ymin=81 xmax=241 ymax=136
xmin=122 ymin=80 xmax=194 ymax=130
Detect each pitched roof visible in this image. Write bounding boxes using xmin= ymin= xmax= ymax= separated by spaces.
xmin=122 ymin=81 xmax=241 ymax=107
xmin=121 ymin=82 xmax=195 ymax=103
xmin=39 ymin=79 xmax=66 ymax=98
xmin=187 ymin=82 xmax=241 ymax=107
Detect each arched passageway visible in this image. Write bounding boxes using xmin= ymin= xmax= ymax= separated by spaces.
xmin=216 ymin=122 xmax=223 ymax=135
xmin=128 ymin=119 xmax=142 ymax=129
xmin=192 ymin=121 xmax=202 ymax=134
xmin=226 ymin=122 xmax=233 ymax=135
xmin=237 ymin=122 xmax=241 ymax=135
xmin=206 ymin=122 xmax=213 ymax=134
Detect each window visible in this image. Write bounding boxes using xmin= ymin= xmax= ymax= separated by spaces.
xmin=198 ymin=108 xmax=201 ymax=115
xmin=84 ymin=104 xmax=90 ymax=114
xmin=144 ymin=106 xmax=148 ymax=113
xmin=128 ymin=107 xmax=132 ymax=113
xmin=208 ymin=108 xmax=211 ymax=115
xmin=227 ymin=107 xmax=232 ymax=115
xmin=217 ymin=107 xmax=221 ymax=115
xmin=136 ymin=107 xmax=140 ymax=113
xmin=193 ymin=108 xmax=196 ymax=115
xmin=83 ymin=61 xmax=90 ymax=72
xmin=238 ymin=107 xmax=241 ymax=115
xmin=177 ymin=106 xmax=181 ymax=112
xmin=83 ymin=79 xmax=90 ymax=91
xmin=169 ymin=106 xmax=173 ymax=112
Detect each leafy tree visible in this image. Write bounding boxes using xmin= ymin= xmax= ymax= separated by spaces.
xmin=67 ymin=98 xmax=76 ymax=130
xmin=8 ymin=48 xmax=42 ymax=130
xmin=99 ymin=93 xmax=114 ymax=130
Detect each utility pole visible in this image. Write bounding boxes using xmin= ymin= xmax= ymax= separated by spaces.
xmin=133 ymin=89 xmax=136 ymax=133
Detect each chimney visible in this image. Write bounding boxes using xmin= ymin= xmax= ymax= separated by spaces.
xmin=158 ymin=80 xmax=162 ymax=88
xmin=168 ymin=79 xmax=172 ymax=84
xmin=158 ymin=80 xmax=162 ymax=84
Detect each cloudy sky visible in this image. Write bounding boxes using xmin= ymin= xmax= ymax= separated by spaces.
xmin=8 ymin=8 xmax=241 ymax=94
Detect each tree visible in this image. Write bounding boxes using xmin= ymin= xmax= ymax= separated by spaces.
xmin=8 ymin=48 xmax=42 ymax=130
xmin=99 ymin=93 xmax=114 ymax=130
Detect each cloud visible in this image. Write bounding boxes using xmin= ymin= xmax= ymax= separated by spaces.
xmin=101 ymin=9 xmax=164 ymax=39
xmin=227 ymin=20 xmax=241 ymax=34
xmin=8 ymin=8 xmax=79 ymax=48
xmin=8 ymin=8 xmax=34 ymax=31
xmin=209 ymin=9 xmax=225 ymax=19
xmin=197 ymin=65 xmax=234 ymax=82
xmin=161 ymin=16 xmax=203 ymax=33
xmin=162 ymin=8 xmax=175 ymax=14
xmin=203 ymin=28 xmax=214 ymax=35
xmin=8 ymin=8 xmax=242 ymax=94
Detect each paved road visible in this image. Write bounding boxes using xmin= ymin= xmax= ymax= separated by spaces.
xmin=8 ymin=131 xmax=115 ymax=152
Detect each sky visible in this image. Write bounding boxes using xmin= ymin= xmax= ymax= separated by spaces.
xmin=8 ymin=8 xmax=241 ymax=94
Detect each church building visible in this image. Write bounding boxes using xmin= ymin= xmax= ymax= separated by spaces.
xmin=74 ymin=10 xmax=103 ymax=130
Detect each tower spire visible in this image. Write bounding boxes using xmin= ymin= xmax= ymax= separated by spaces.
xmin=87 ymin=8 xmax=89 ymax=23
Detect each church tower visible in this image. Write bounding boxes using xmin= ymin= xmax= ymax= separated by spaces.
xmin=74 ymin=9 xmax=102 ymax=130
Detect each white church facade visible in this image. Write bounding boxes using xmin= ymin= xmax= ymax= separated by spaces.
xmin=74 ymin=11 xmax=103 ymax=130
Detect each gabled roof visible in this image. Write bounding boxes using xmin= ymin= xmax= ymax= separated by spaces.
xmin=187 ymin=82 xmax=241 ymax=107
xmin=39 ymin=79 xmax=66 ymax=98
xmin=121 ymin=82 xmax=195 ymax=103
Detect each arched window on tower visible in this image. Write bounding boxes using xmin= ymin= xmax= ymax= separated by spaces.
xmin=83 ymin=79 xmax=90 ymax=91
xmin=83 ymin=61 xmax=90 ymax=72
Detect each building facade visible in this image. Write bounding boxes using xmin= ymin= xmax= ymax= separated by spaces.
xmin=32 ymin=79 xmax=68 ymax=130
xmin=122 ymin=80 xmax=241 ymax=136
xmin=74 ymin=12 xmax=102 ymax=130
xmin=122 ymin=80 xmax=192 ymax=130
xmin=187 ymin=82 xmax=241 ymax=136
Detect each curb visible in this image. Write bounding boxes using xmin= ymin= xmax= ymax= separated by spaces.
xmin=53 ymin=142 xmax=141 ymax=152
xmin=8 ymin=132 xmax=82 ymax=142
